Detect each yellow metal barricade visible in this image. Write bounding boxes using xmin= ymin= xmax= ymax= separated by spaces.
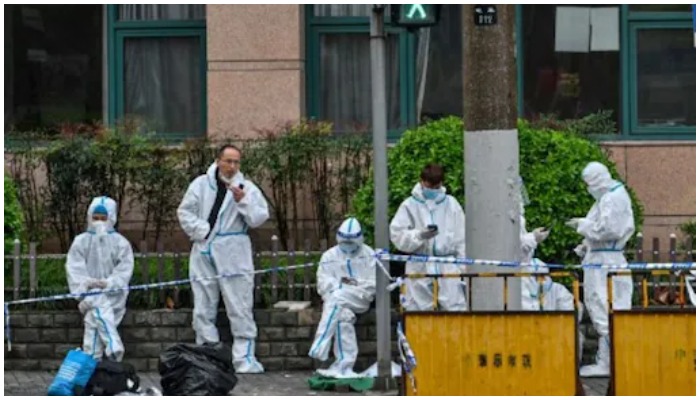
xmin=401 ymin=271 xmax=581 ymax=396
xmin=608 ymin=270 xmax=696 ymax=396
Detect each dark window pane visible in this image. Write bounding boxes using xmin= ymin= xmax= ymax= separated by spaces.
xmin=418 ymin=4 xmax=463 ymax=122
xmin=522 ymin=5 xmax=620 ymax=131
xmin=313 ymin=5 xmax=372 ymax=17
xmin=319 ymin=34 xmax=400 ymax=132
xmin=636 ymin=28 xmax=695 ymax=127
xmin=629 ymin=5 xmax=693 ymax=13
xmin=5 ymin=5 xmax=103 ymax=132
xmin=123 ymin=37 xmax=202 ymax=134
xmin=119 ymin=5 xmax=205 ymax=21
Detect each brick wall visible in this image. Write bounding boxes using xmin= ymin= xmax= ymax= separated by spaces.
xmin=4 ymin=308 xmax=597 ymax=371
xmin=3 ymin=309 xmax=400 ymax=372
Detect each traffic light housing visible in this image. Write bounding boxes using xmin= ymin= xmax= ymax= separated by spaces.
xmin=391 ymin=4 xmax=441 ymax=28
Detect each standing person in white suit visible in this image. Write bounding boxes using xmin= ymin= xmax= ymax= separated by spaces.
xmin=390 ymin=164 xmax=467 ymax=311
xmin=566 ymin=162 xmax=635 ymax=377
xmin=178 ymin=144 xmax=270 ymax=374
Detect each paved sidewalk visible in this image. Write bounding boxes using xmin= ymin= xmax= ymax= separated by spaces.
xmin=4 ymin=371 xmax=396 ymax=396
xmin=4 ymin=370 xmax=607 ymax=396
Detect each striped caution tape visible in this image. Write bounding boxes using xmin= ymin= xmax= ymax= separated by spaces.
xmin=375 ymin=249 xmax=696 ymax=270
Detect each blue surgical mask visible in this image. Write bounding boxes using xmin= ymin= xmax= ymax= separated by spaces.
xmin=339 ymin=242 xmax=359 ymax=254
xmin=423 ymin=188 xmax=441 ymax=200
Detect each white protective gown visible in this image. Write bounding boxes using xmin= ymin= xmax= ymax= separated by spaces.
xmin=390 ymin=183 xmax=467 ymax=311
xmin=177 ymin=162 xmax=269 ymax=373
xmin=575 ymin=162 xmax=635 ymax=377
xmin=309 ymin=218 xmax=376 ymax=378
xmin=519 ymin=207 xmax=575 ymax=312
xmin=65 ymin=196 xmax=134 ymax=361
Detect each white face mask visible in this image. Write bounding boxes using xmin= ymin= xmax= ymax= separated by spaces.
xmin=93 ymin=221 xmax=109 ymax=236
xmin=587 ymin=186 xmax=606 ymax=201
xmin=339 ymin=242 xmax=360 ymax=254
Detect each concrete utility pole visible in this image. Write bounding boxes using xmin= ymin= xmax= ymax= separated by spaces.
xmin=463 ymin=4 xmax=521 ymax=311
xmin=370 ymin=4 xmax=393 ymax=390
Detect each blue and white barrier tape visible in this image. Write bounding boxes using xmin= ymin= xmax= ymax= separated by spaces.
xmin=375 ymin=250 xmax=696 ymax=271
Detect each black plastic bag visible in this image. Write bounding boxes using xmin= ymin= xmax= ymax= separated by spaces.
xmin=82 ymin=360 xmax=140 ymax=396
xmin=159 ymin=343 xmax=237 ymax=396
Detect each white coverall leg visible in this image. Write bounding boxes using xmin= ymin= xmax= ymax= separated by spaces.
xmin=82 ymin=302 xmax=127 ymax=361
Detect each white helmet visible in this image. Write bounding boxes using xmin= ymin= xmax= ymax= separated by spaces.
xmin=336 ymin=217 xmax=363 ymax=254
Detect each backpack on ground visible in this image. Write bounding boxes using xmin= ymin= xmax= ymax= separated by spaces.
xmin=81 ymin=360 xmax=140 ymax=396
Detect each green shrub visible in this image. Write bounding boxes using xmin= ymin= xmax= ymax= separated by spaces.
xmin=352 ymin=117 xmax=644 ymax=265
xmin=4 ymin=175 xmax=24 ymax=254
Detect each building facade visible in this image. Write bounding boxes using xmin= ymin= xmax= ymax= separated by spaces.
xmin=4 ymin=4 xmax=696 ymax=250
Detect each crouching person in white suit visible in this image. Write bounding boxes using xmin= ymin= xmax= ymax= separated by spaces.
xmin=308 ymin=218 xmax=376 ymax=378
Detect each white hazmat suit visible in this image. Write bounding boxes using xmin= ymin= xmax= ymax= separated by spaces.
xmin=66 ymin=196 xmax=134 ymax=361
xmin=519 ymin=200 xmax=576 ymax=312
xmin=309 ymin=218 xmax=377 ymax=378
xmin=177 ymin=162 xmax=269 ymax=373
xmin=390 ymin=183 xmax=467 ymax=311
xmin=568 ymin=162 xmax=634 ymax=377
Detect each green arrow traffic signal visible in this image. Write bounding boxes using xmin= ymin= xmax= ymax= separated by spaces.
xmin=392 ymin=4 xmax=440 ymax=27
xmin=406 ymin=4 xmax=427 ymax=19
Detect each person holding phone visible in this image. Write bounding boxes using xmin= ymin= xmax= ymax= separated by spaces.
xmin=308 ymin=217 xmax=376 ymax=378
xmin=177 ymin=144 xmax=269 ymax=374
xmin=390 ymin=163 xmax=467 ymax=311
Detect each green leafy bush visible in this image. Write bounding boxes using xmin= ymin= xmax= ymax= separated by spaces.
xmin=353 ymin=117 xmax=644 ymax=265
xmin=4 ymin=175 xmax=24 ymax=254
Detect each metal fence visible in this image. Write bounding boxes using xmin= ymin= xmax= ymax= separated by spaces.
xmin=4 ymin=236 xmax=330 ymax=309
xmin=4 ymin=233 xmax=695 ymax=308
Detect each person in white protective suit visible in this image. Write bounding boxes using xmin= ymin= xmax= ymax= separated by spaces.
xmin=308 ymin=217 xmax=377 ymax=378
xmin=566 ymin=161 xmax=635 ymax=378
xmin=66 ymin=196 xmax=134 ymax=361
xmin=517 ymin=179 xmax=576 ymax=312
xmin=390 ymin=163 xmax=467 ymax=311
xmin=177 ymin=144 xmax=269 ymax=374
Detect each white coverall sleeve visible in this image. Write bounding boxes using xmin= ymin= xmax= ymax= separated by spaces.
xmin=576 ymin=196 xmax=629 ymax=242
xmin=317 ymin=252 xmax=341 ymax=298
xmin=236 ymin=184 xmax=269 ymax=229
xmin=105 ymin=238 xmax=134 ymax=290
xmin=521 ymin=232 xmax=537 ymax=259
xmin=358 ymin=256 xmax=377 ymax=296
xmin=390 ymin=202 xmax=425 ymax=254
xmin=177 ymin=179 xmax=210 ymax=242
xmin=65 ymin=237 xmax=91 ymax=295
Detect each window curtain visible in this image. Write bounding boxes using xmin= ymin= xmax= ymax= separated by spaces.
xmin=120 ymin=5 xmax=203 ymax=134
xmin=315 ymin=4 xmax=401 ymax=132
xmin=119 ymin=4 xmax=205 ymax=21
xmin=124 ymin=37 xmax=201 ymax=134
